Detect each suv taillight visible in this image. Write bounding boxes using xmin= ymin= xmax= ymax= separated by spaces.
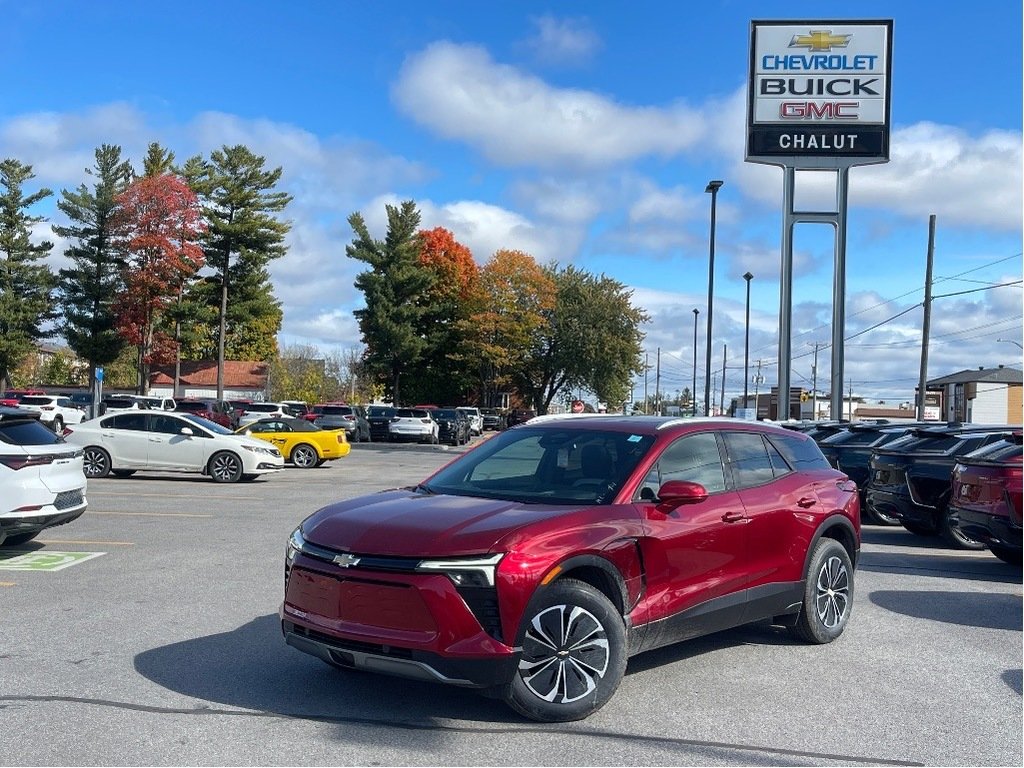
xmin=0 ymin=454 xmax=57 ymax=470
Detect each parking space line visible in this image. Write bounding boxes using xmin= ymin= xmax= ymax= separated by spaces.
xmin=38 ymin=540 xmax=135 ymax=546
xmin=88 ymin=491 xmax=262 ymax=501
xmin=89 ymin=511 xmax=213 ymax=518
xmin=0 ymin=582 xmax=15 ymax=587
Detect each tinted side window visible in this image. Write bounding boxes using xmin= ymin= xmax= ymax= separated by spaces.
xmin=650 ymin=433 xmax=727 ymax=494
xmin=109 ymin=413 xmax=148 ymax=431
xmin=766 ymin=439 xmax=791 ymax=477
xmin=724 ymin=433 xmax=774 ymax=489
xmin=150 ymin=415 xmax=185 ymax=435
xmin=769 ymin=432 xmax=831 ymax=470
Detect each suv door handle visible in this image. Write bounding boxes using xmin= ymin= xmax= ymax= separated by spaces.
xmin=721 ymin=511 xmax=746 ymax=523
xmin=797 ymin=497 xmax=817 ymax=508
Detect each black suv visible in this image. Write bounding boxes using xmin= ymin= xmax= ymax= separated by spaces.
xmin=480 ymin=408 xmax=505 ymax=431
xmin=818 ymin=422 xmax=933 ymax=525
xmin=865 ymin=425 xmax=1017 ymax=548
xmin=366 ymin=405 xmax=397 ymax=441
xmin=432 ymin=408 xmax=471 ymax=446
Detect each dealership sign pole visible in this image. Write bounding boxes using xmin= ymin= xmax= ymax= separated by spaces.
xmin=746 ymin=20 xmax=892 ymax=419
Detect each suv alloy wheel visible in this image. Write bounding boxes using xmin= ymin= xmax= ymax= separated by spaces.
xmin=504 ymin=579 xmax=627 ymax=722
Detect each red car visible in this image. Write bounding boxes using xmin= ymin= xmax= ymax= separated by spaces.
xmin=0 ymin=388 xmax=46 ymax=407
xmin=949 ymin=431 xmax=1022 ymax=564
xmin=282 ymin=415 xmax=860 ymax=721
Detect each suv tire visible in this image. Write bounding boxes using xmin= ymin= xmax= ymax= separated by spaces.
xmin=789 ymin=538 xmax=853 ymax=644
xmin=504 ymin=579 xmax=626 ymax=722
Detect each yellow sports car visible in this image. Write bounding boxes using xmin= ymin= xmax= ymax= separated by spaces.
xmin=236 ymin=416 xmax=350 ymax=468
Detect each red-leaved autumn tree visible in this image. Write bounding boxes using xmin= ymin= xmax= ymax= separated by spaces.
xmin=111 ymin=175 xmax=205 ymax=393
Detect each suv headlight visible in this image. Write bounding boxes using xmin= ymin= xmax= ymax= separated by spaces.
xmin=286 ymin=527 xmax=305 ymax=563
xmin=415 ymin=553 xmax=504 ymax=587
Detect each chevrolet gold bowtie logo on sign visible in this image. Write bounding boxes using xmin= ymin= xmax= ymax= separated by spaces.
xmin=789 ymin=30 xmax=852 ymax=51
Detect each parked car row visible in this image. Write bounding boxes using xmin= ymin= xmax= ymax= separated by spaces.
xmin=797 ymin=420 xmax=1021 ymax=562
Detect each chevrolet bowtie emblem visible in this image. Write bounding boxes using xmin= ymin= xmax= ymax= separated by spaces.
xmin=333 ymin=553 xmax=361 ymax=568
xmin=789 ymin=30 xmax=852 ymax=52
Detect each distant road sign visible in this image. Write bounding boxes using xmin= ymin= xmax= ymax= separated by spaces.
xmin=571 ymin=400 xmax=585 ymax=414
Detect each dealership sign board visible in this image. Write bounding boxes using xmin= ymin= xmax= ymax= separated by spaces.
xmin=747 ymin=20 xmax=893 ymax=165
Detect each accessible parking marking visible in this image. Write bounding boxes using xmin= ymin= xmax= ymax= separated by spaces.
xmin=0 ymin=551 xmax=105 ymax=571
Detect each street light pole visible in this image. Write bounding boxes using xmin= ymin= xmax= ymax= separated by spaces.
xmin=742 ymin=271 xmax=753 ymax=410
xmin=704 ymin=180 xmax=723 ymax=418
xmin=692 ymin=308 xmax=699 ymax=416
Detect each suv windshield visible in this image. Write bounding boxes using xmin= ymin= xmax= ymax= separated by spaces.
xmin=424 ymin=426 xmax=656 ymax=505
xmin=321 ymin=406 xmax=353 ymax=416
xmin=176 ymin=401 xmax=208 ymax=412
xmin=19 ymin=396 xmax=54 ymax=406
xmin=247 ymin=403 xmax=281 ymax=413
xmin=368 ymin=406 xmax=396 ymax=418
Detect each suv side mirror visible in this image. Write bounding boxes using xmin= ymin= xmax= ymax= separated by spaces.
xmin=657 ymin=480 xmax=708 ymax=510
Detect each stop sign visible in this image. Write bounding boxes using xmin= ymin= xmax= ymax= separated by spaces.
xmin=571 ymin=400 xmax=585 ymax=414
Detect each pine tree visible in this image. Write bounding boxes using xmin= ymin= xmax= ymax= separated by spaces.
xmin=54 ymin=145 xmax=133 ymax=384
xmin=187 ymin=146 xmax=291 ymax=396
xmin=348 ymin=201 xmax=432 ymax=404
xmin=0 ymin=159 xmax=56 ymax=387
xmin=142 ymin=142 xmax=176 ymax=178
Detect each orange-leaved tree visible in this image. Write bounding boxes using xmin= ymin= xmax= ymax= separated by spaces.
xmin=111 ymin=174 xmax=205 ymax=393
xmin=466 ymin=249 xmax=556 ymax=409
xmin=408 ymin=227 xmax=480 ymax=404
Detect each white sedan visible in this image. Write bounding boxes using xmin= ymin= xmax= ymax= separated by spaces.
xmin=64 ymin=410 xmax=284 ymax=483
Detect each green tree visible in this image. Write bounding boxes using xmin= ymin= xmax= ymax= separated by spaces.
xmin=0 ymin=159 xmax=56 ymax=387
xmin=142 ymin=142 xmax=176 ymax=178
xmin=40 ymin=349 xmax=85 ymax=387
xmin=348 ymin=201 xmax=432 ymax=404
xmin=517 ymin=265 xmax=649 ymax=414
xmin=186 ymin=146 xmax=291 ymax=395
xmin=54 ymin=144 xmax=133 ymax=385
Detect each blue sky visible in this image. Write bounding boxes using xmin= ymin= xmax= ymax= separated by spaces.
xmin=3 ymin=0 xmax=1021 ymax=406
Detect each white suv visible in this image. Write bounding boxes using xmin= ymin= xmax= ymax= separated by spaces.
xmin=18 ymin=395 xmax=87 ymax=433
xmin=0 ymin=407 xmax=88 ymax=546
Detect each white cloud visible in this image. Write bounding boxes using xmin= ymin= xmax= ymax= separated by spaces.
xmin=523 ymin=15 xmax=602 ymax=65
xmin=392 ymin=42 xmax=705 ymax=169
xmin=708 ymin=87 xmax=1023 ymax=232
xmin=357 ymin=193 xmax=578 ymax=264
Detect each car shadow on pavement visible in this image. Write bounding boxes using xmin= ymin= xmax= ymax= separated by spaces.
xmin=857 ymin=548 xmax=1022 ymax=584
xmin=868 ymin=590 xmax=1023 ymax=631
xmin=133 ymin=613 xmax=515 ymax=733
xmin=1002 ymin=669 xmax=1023 ymax=696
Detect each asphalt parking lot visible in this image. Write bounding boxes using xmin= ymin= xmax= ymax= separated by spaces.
xmin=1 ymin=440 xmax=1021 ymax=766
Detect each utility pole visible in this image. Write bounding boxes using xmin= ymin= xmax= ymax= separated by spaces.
xmin=720 ymin=344 xmax=727 ymax=416
xmin=917 ymin=215 xmax=936 ymax=421
xmin=753 ymin=359 xmax=763 ymax=418
xmin=809 ymin=342 xmax=820 ymax=420
xmin=654 ymin=347 xmax=661 ymax=416
xmin=848 ymin=378 xmax=854 ymax=421
xmin=643 ymin=352 xmax=649 ymax=415
xmin=711 ymin=371 xmax=718 ymax=415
